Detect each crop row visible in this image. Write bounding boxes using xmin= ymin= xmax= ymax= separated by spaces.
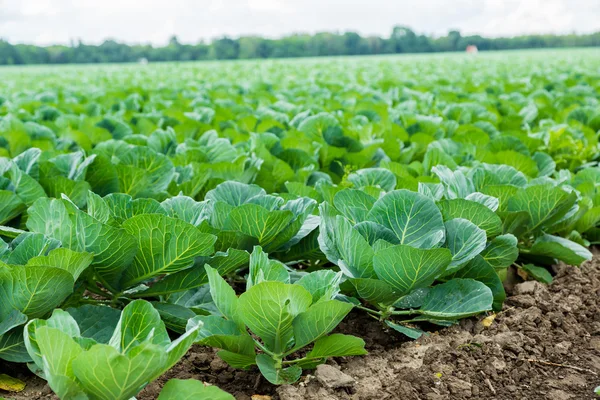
xmin=1 ymin=53 xmax=599 ymax=398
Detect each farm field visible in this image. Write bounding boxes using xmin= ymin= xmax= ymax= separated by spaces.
xmin=0 ymin=49 xmax=599 ymax=399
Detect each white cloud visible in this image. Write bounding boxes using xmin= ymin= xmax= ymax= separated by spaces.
xmin=463 ymin=0 xmax=599 ymax=37
xmin=0 ymin=0 xmax=598 ymax=45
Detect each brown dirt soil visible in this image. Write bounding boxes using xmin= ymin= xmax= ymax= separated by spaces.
xmin=3 ymin=254 xmax=599 ymax=400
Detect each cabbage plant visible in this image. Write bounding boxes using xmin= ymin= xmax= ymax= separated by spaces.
xmin=319 ymin=188 xmax=508 ymax=337
xmin=193 ymin=247 xmax=366 ymax=384
xmin=0 ymin=233 xmax=93 ymax=362
xmin=24 ymin=300 xmax=204 ymax=400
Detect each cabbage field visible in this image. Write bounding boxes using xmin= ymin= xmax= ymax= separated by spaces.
xmin=0 ymin=49 xmax=599 ymax=399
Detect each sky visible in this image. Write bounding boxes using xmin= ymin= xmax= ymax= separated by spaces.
xmin=1 ymin=0 xmax=599 ymax=46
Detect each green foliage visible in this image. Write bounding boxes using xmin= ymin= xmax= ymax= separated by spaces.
xmin=320 ymin=193 xmax=498 ymax=332
xmin=24 ymin=300 xmax=203 ymax=400
xmin=205 ymin=182 xmax=317 ymax=253
xmin=0 ymin=50 xmax=598 ymax=398
xmin=157 ymin=379 xmax=234 ymax=400
xmin=0 ymin=233 xmax=93 ymax=362
xmin=195 ymin=251 xmax=366 ymax=385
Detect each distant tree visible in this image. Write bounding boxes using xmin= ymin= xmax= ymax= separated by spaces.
xmin=0 ymin=27 xmax=598 ymax=65
xmin=391 ymin=26 xmax=420 ymax=53
xmin=212 ymin=37 xmax=240 ymax=60
xmin=169 ymin=35 xmax=181 ymax=47
xmin=238 ymin=36 xmax=266 ymax=59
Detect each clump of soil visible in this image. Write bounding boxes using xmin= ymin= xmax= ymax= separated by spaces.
xmin=4 ymin=255 xmax=599 ymax=400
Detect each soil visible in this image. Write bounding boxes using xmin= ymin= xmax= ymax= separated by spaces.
xmin=3 ymin=253 xmax=599 ymax=400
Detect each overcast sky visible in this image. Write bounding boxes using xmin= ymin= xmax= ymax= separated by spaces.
xmin=1 ymin=0 xmax=599 ymax=46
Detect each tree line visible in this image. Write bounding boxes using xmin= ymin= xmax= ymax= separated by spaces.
xmin=1 ymin=26 xmax=599 ymax=65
